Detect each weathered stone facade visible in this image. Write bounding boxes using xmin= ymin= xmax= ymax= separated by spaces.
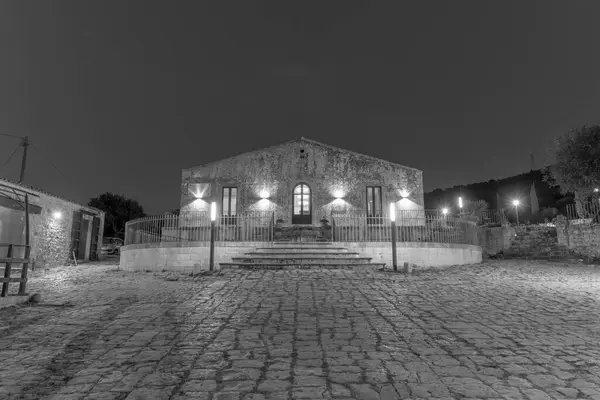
xmin=0 ymin=179 xmax=105 ymax=269
xmin=180 ymin=138 xmax=424 ymax=224
xmin=556 ymin=216 xmax=600 ymax=260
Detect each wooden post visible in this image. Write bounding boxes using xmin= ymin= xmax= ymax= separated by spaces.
xmin=18 ymin=194 xmax=31 ymax=295
xmin=1 ymin=244 xmax=13 ymax=297
xmin=18 ymin=246 xmax=30 ymax=295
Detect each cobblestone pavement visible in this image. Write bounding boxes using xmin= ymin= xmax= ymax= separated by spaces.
xmin=1 ymin=260 xmax=600 ymax=400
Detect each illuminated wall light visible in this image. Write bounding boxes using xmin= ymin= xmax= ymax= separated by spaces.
xmin=259 ymin=190 xmax=270 ymax=199
xmin=333 ymin=189 xmax=344 ymax=199
xmin=210 ymin=202 xmax=217 ymax=221
xmin=512 ymin=199 xmax=520 ymax=206
xmin=399 ymin=189 xmax=410 ymax=198
xmin=458 ymin=197 xmax=463 ymax=209
xmin=52 ymin=211 xmax=62 ymax=219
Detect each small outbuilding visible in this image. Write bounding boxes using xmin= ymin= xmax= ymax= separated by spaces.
xmin=0 ymin=178 xmax=105 ymax=269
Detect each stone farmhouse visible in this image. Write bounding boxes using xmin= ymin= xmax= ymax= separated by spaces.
xmin=179 ymin=137 xmax=424 ymax=224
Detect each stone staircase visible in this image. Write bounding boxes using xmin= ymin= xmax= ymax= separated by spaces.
xmin=220 ymin=242 xmax=386 ymax=270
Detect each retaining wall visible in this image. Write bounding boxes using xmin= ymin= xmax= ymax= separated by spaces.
xmin=120 ymin=241 xmax=482 ymax=273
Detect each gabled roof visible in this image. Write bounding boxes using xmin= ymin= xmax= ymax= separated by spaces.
xmin=183 ymin=137 xmax=421 ymax=172
xmin=0 ymin=177 xmax=104 ymax=214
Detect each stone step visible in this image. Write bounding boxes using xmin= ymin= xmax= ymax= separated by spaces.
xmin=272 ymin=241 xmax=333 ymax=246
xmin=240 ymin=252 xmax=363 ymax=258
xmin=266 ymin=246 xmax=342 ymax=250
xmin=220 ymin=262 xmax=386 ymax=270
xmin=231 ymin=257 xmax=373 ymax=264
xmin=249 ymin=249 xmax=353 ymax=254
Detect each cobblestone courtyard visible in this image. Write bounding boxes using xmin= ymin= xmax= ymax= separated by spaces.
xmin=1 ymin=260 xmax=600 ymax=400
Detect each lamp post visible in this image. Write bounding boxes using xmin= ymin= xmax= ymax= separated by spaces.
xmin=209 ymin=202 xmax=216 ymax=272
xmin=512 ymin=199 xmax=520 ymax=225
xmin=458 ymin=197 xmax=463 ymax=215
xmin=390 ymin=202 xmax=397 ymax=272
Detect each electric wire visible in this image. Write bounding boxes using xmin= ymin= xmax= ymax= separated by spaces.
xmin=29 ymin=143 xmax=70 ymax=181
xmin=1 ymin=143 xmax=22 ymax=171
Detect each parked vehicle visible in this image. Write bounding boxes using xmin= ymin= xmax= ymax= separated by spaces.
xmin=101 ymin=237 xmax=123 ymax=255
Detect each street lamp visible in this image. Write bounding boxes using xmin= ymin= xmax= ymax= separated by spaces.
xmin=458 ymin=197 xmax=463 ymax=214
xmin=209 ymin=202 xmax=216 ymax=272
xmin=389 ymin=202 xmax=397 ymax=272
xmin=512 ymin=199 xmax=520 ymax=225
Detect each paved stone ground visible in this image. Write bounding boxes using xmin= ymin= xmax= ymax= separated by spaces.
xmin=1 ymin=260 xmax=600 ymax=400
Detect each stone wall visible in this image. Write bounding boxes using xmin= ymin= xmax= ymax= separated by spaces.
xmin=556 ymin=216 xmax=600 ymax=260
xmin=477 ymin=224 xmax=565 ymax=258
xmin=120 ymin=241 xmax=482 ymax=273
xmin=345 ymin=242 xmax=482 ymax=268
xmin=0 ymin=179 xmax=105 ymax=268
xmin=120 ymin=242 xmax=263 ymax=274
xmin=180 ymin=138 xmax=424 ymax=224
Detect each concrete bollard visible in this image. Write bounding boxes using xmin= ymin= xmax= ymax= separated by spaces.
xmin=403 ymin=262 xmax=412 ymax=274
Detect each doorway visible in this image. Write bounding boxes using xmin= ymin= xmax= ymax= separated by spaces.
xmin=292 ymin=183 xmax=312 ymax=224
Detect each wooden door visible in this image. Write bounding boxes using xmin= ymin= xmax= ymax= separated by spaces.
xmin=292 ymin=183 xmax=312 ymax=224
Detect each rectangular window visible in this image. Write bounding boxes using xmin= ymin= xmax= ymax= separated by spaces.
xmin=222 ymin=187 xmax=237 ymax=225
xmin=366 ymin=186 xmax=383 ymax=224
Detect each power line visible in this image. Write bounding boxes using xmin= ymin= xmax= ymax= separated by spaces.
xmin=29 ymin=142 xmax=70 ymax=181
xmin=1 ymin=143 xmax=22 ymax=170
xmin=0 ymin=133 xmax=24 ymax=139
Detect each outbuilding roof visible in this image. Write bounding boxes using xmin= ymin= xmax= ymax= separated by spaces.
xmin=0 ymin=177 xmax=104 ymax=214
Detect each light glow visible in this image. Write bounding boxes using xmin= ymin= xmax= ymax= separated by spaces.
xmin=399 ymin=189 xmax=410 ymax=198
xmin=389 ymin=202 xmax=396 ymax=222
xmin=259 ymin=190 xmax=270 ymax=199
xmin=442 ymin=208 xmax=448 ymax=215
xmin=333 ymin=189 xmax=344 ymax=199
xmin=52 ymin=211 xmax=62 ymax=219
xmin=210 ymin=202 xmax=216 ymax=221
xmin=512 ymin=199 xmax=520 ymax=206
xmin=594 ymin=188 xmax=599 ymax=193
xmin=458 ymin=197 xmax=463 ymax=208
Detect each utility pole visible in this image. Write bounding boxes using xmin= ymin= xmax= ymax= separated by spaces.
xmin=18 ymin=136 xmax=29 ymax=183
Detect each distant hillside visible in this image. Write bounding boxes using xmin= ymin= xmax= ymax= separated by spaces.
xmin=425 ymin=169 xmax=573 ymax=213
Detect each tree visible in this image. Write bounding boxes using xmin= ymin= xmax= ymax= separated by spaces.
xmin=88 ymin=193 xmax=146 ymax=238
xmin=545 ymin=125 xmax=600 ymax=217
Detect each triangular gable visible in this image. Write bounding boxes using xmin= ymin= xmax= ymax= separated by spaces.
xmin=183 ymin=137 xmax=421 ymax=172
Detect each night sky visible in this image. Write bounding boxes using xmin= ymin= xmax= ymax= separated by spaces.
xmin=2 ymin=1 xmax=600 ymax=213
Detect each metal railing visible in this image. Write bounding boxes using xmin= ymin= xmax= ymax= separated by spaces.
xmin=125 ymin=209 xmax=479 ymax=246
xmin=331 ymin=210 xmax=473 ymax=244
xmin=566 ymin=201 xmax=600 ymax=223
xmin=125 ymin=211 xmax=275 ymax=245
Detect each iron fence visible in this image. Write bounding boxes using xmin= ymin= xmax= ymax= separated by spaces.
xmin=125 ymin=211 xmax=275 ymax=245
xmin=125 ymin=209 xmax=479 ymax=246
xmin=330 ymin=210 xmax=473 ymax=244
xmin=566 ymin=201 xmax=600 ymax=223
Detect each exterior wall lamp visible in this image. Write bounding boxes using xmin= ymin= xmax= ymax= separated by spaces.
xmin=334 ymin=190 xmax=344 ymax=199
xmin=259 ymin=190 xmax=270 ymax=199
xmin=209 ymin=202 xmax=216 ymax=272
xmin=52 ymin=211 xmax=62 ymax=219
xmin=389 ymin=202 xmax=397 ymax=272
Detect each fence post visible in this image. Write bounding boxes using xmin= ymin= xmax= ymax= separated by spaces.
xmin=18 ymin=245 xmax=30 ymax=296
xmin=271 ymin=212 xmax=275 ymax=242
xmin=1 ymin=245 xmax=13 ymax=297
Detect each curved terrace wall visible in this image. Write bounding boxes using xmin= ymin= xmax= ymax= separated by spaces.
xmin=120 ymin=241 xmax=482 ymax=273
